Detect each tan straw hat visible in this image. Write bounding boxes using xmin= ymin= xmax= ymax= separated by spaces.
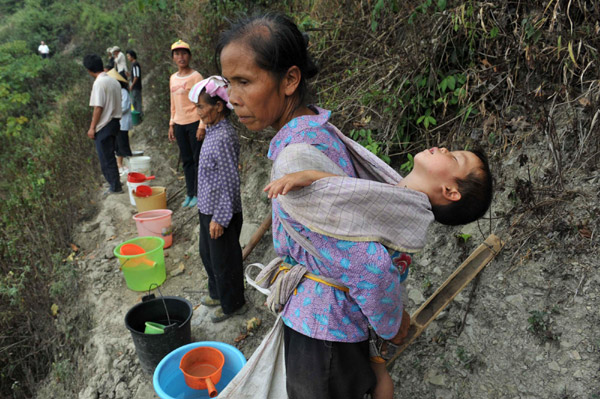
xmin=107 ymin=68 xmax=127 ymax=83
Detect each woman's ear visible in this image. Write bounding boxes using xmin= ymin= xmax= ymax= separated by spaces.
xmin=282 ymin=65 xmax=302 ymax=97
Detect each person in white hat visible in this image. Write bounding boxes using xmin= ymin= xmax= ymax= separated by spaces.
xmin=112 ymin=46 xmax=128 ymax=79
xmin=107 ymin=69 xmax=133 ymax=176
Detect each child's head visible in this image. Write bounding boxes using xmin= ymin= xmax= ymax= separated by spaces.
xmin=216 ymin=12 xmax=318 ymax=131
xmin=189 ymin=76 xmax=233 ymax=125
xmin=408 ymin=147 xmax=493 ymax=226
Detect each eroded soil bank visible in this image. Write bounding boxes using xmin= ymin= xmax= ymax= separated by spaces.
xmin=37 ymin=108 xmax=599 ymax=398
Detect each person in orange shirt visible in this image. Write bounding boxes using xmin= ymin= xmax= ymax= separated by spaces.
xmin=168 ymin=40 xmax=206 ymax=208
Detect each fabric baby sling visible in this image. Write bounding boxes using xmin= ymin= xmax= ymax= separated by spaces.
xmin=253 ymin=122 xmax=434 ymax=312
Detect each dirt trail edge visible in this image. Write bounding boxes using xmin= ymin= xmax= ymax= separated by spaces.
xmin=42 ymin=113 xmax=600 ymax=399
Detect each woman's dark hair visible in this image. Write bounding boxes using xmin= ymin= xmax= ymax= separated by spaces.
xmin=199 ymin=91 xmax=231 ymax=117
xmin=215 ymin=12 xmax=318 ymax=106
xmin=431 ymin=148 xmax=493 ymax=226
xmin=126 ymin=49 xmax=137 ymax=59
xmin=83 ymin=54 xmax=103 ymax=73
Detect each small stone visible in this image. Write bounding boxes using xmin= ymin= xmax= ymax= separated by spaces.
xmin=573 ymin=369 xmax=583 ymax=378
xmin=505 ymin=294 xmax=524 ymax=309
xmin=170 ymin=263 xmax=185 ymax=277
xmin=548 ymin=361 xmax=561 ymax=372
xmin=82 ymin=222 xmax=100 ymax=233
xmin=569 ymin=350 xmax=581 ymax=360
xmin=78 ymin=386 xmax=98 ymax=399
xmin=408 ymin=288 xmax=425 ymax=304
xmin=114 ymin=381 xmax=129 ymax=399
xmin=128 ymin=375 xmax=140 ymax=389
xmin=433 ymin=266 xmax=442 ymax=276
xmin=424 ymin=369 xmax=445 ymax=386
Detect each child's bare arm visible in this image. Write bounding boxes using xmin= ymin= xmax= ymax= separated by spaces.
xmin=264 ymin=170 xmax=338 ymax=199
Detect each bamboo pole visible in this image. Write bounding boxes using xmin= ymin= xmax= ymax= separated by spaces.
xmin=242 ymin=214 xmax=273 ymax=261
xmin=386 ymin=234 xmax=505 ymax=367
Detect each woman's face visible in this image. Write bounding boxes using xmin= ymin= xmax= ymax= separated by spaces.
xmin=220 ymin=41 xmax=288 ymax=131
xmin=172 ymin=49 xmax=190 ymax=69
xmin=195 ymin=95 xmax=223 ymax=126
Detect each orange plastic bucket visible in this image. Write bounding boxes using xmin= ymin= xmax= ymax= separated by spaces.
xmin=179 ymin=346 xmax=224 ymax=397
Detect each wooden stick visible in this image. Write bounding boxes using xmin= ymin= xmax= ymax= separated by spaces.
xmin=242 ymin=214 xmax=272 ymax=261
xmin=386 ymin=234 xmax=505 ymax=367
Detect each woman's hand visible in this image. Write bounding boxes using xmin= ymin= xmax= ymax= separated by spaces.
xmin=209 ymin=221 xmax=224 ymax=239
xmin=168 ymin=125 xmax=175 ymax=142
xmin=389 ymin=310 xmax=411 ymax=345
xmin=263 ymin=170 xmax=337 ymax=199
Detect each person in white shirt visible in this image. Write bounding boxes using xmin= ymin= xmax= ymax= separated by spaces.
xmin=112 ymin=46 xmax=128 ymax=79
xmin=38 ymin=41 xmax=50 ymax=58
xmin=83 ymin=54 xmax=123 ymax=195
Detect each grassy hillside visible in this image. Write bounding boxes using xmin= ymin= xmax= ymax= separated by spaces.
xmin=1 ymin=0 xmax=598 ymax=397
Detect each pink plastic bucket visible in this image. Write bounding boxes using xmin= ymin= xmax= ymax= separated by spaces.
xmin=132 ymin=210 xmax=173 ymax=249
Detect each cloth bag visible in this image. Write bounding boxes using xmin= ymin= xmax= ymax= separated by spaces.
xmin=217 ymin=263 xmax=288 ymax=399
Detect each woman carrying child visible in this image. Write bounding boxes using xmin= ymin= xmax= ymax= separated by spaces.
xmin=168 ymin=40 xmax=205 ymax=208
xmin=217 ymin=12 xmax=492 ymax=399
xmin=188 ymin=76 xmax=246 ymax=323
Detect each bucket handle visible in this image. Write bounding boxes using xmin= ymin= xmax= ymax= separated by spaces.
xmin=146 ymin=284 xmax=173 ymax=328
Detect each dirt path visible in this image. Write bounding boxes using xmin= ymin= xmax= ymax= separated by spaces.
xmin=40 ymin=112 xmax=599 ymax=399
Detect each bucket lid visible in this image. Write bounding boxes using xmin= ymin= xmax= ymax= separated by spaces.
xmin=128 ymin=172 xmax=155 ymax=183
xmin=134 ymin=185 xmax=153 ymax=197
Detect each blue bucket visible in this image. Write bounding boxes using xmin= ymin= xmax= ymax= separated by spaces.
xmin=153 ymin=341 xmax=246 ymax=399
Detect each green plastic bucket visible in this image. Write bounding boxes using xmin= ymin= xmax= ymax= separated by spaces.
xmin=132 ymin=110 xmax=141 ymax=126
xmin=114 ymin=236 xmax=166 ymax=291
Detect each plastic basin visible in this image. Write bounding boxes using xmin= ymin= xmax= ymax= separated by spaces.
xmin=153 ymin=342 xmax=246 ymax=399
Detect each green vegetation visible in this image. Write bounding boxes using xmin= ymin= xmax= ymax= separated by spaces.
xmin=527 ymin=308 xmax=560 ymax=343
xmin=1 ymin=0 xmax=598 ymax=397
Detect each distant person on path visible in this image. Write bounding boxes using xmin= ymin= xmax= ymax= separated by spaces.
xmin=107 ymin=69 xmax=133 ymax=176
xmin=38 ymin=41 xmax=49 ymax=58
xmin=105 ymin=47 xmax=115 ymax=71
xmin=188 ymin=76 xmax=246 ymax=323
xmin=126 ymin=49 xmax=143 ymax=118
xmin=112 ymin=46 xmax=128 ymax=79
xmin=168 ymin=39 xmax=205 ymax=208
xmin=84 ymin=55 xmax=123 ymax=195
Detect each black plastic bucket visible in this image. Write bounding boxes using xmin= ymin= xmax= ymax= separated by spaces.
xmin=124 ymin=294 xmax=193 ymax=374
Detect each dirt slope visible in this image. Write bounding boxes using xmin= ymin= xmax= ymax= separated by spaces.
xmin=37 ymin=106 xmax=599 ymax=398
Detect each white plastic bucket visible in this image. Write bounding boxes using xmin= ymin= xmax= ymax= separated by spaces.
xmin=132 ymin=209 xmax=173 ymax=248
xmin=127 ymin=181 xmax=147 ymax=206
xmin=130 ymin=156 xmax=151 ymax=176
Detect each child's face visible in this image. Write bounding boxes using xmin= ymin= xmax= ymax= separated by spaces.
xmin=413 ymin=147 xmax=481 ymax=203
